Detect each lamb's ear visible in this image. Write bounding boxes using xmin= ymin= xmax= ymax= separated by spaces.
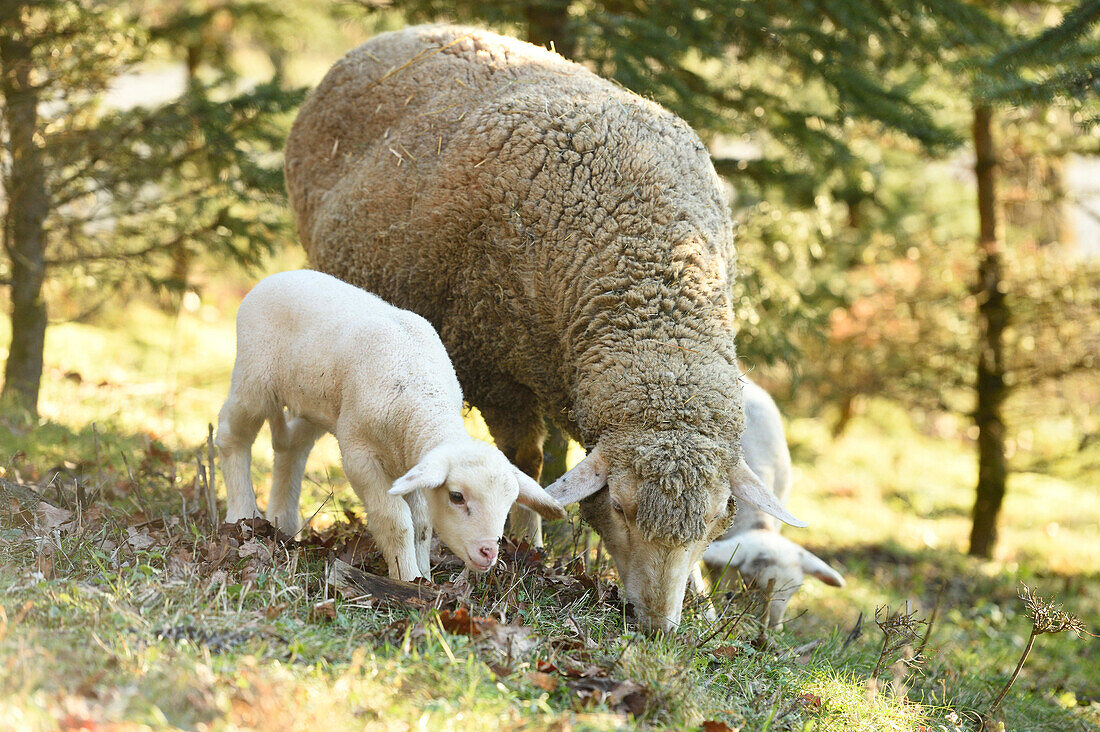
xmin=729 ymin=457 xmax=808 ymax=528
xmin=512 ymin=467 xmax=567 ymax=520
xmin=389 ymin=452 xmax=448 ymax=496
xmin=544 ymin=446 xmax=608 ymax=505
xmin=800 ymin=548 xmax=845 ymax=587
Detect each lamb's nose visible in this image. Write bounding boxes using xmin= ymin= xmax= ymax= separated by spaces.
xmin=477 ymin=542 xmax=498 ymax=565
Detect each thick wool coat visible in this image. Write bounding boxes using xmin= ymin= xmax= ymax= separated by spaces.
xmin=285 ymin=25 xmax=744 ymax=544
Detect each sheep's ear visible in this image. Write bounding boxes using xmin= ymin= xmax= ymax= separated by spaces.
xmin=545 ymin=446 xmax=607 ymax=504
xmin=800 ymin=548 xmax=845 ymax=587
xmin=512 ymin=467 xmax=567 ymax=520
xmin=390 ymin=453 xmax=448 ymax=496
xmin=729 ymin=457 xmax=808 ymax=528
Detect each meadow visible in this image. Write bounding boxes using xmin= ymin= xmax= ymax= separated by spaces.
xmin=0 ymin=270 xmax=1096 ymax=731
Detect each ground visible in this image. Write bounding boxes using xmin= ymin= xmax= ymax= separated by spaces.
xmin=0 ymin=283 xmax=1097 ymax=731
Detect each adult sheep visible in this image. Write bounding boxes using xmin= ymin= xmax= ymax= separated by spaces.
xmin=285 ymin=24 xmax=803 ymax=633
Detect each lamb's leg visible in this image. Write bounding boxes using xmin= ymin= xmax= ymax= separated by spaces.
xmin=404 ymin=489 xmax=432 ymax=577
xmin=267 ymin=413 xmax=325 ymax=536
xmin=340 ymin=442 xmax=422 ymax=581
xmin=216 ymin=393 xmax=265 ymax=524
xmin=479 ymin=402 xmax=547 ymax=547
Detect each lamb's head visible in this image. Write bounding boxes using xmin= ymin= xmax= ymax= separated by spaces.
xmin=390 ymin=441 xmax=565 ymax=572
xmin=703 ymin=529 xmax=845 ymax=628
xmin=549 ymin=430 xmax=806 ymax=634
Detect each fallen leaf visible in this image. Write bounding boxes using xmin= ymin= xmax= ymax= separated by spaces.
xmin=35 ymin=503 xmax=73 ymax=533
xmin=264 ymin=602 xmax=289 ymax=620
xmin=238 ymin=537 xmax=272 ymax=562
xmin=36 ymin=552 xmax=55 ymax=579
xmin=310 ymin=599 xmax=336 ymax=622
xmin=486 ymin=622 xmax=538 ymax=657
xmin=126 ymin=527 xmax=156 ymax=551
xmin=439 ymin=607 xmax=496 ymax=636
xmin=701 ymin=721 xmax=734 ymax=732
xmin=797 ymin=692 xmax=823 ymax=710
xmin=569 ymin=677 xmax=650 ymax=716
xmin=527 ymin=671 xmax=558 ymax=691
xmin=558 ymin=658 xmax=602 ymax=679
xmin=334 ymin=532 xmax=381 ymax=568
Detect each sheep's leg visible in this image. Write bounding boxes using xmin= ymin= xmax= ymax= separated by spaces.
xmin=479 ymin=402 xmax=547 ymax=547
xmin=340 ymin=442 xmax=422 ymax=581
xmin=267 ymin=413 xmax=325 ymax=536
xmin=216 ymin=393 xmax=265 ymax=524
xmin=404 ymin=489 xmax=432 ymax=577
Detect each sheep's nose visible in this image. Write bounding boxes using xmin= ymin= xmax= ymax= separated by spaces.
xmin=475 ymin=541 xmax=498 ymax=566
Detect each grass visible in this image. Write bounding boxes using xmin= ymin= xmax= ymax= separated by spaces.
xmin=1 ymin=287 xmax=1097 ymax=730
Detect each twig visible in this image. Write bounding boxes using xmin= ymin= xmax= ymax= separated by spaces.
xmin=916 ymin=582 xmax=946 ymax=659
xmin=206 ymin=423 xmax=217 ymax=522
xmin=120 ymin=452 xmax=151 ymax=516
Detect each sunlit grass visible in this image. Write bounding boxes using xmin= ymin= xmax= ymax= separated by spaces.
xmin=0 ymin=277 xmax=1097 ymax=729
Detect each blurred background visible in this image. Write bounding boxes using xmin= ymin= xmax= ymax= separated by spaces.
xmin=2 ymin=0 xmax=1095 ymax=557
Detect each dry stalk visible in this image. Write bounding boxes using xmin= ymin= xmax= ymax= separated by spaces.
xmin=871 ymin=602 xmax=925 ymax=681
xmin=988 ymin=584 xmax=1088 ymax=717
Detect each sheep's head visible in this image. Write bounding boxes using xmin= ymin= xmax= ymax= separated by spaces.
xmin=390 ymin=441 xmax=565 ymax=572
xmin=548 ymin=431 xmax=806 ymax=634
xmin=702 ymin=529 xmax=845 ymax=628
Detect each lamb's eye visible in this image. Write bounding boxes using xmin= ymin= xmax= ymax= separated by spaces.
xmin=611 ymin=500 xmax=624 ymax=515
xmin=449 ymin=491 xmax=466 ymax=506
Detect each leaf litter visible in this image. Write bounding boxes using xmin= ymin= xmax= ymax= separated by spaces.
xmin=7 ymin=474 xmax=654 ymax=721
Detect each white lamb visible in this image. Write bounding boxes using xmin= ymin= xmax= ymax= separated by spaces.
xmin=702 ymin=378 xmax=845 ymax=627
xmin=216 ymin=270 xmax=566 ymax=581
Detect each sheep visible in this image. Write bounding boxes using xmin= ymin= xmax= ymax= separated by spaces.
xmin=284 ymin=25 xmax=803 ymax=632
xmin=215 ymin=269 xmax=565 ymax=581
xmin=702 ymin=379 xmax=845 ymax=628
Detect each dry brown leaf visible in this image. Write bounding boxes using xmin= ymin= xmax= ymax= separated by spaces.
xmin=35 ymin=502 xmax=73 ymax=533
xmin=484 ymin=623 xmax=538 ymax=658
xmin=238 ymin=537 xmax=272 ymax=562
xmin=310 ymin=599 xmax=336 ymax=622
xmin=701 ymin=721 xmax=735 ymax=732
xmin=126 ymin=527 xmax=156 ymax=551
xmin=264 ymin=602 xmax=290 ymax=620
xmin=439 ymin=607 xmax=495 ymax=636
xmin=709 ymin=645 xmax=740 ymax=661
xmin=797 ymin=692 xmax=823 ymax=710
xmin=527 ymin=671 xmax=558 ymax=692
xmin=569 ymin=677 xmax=649 ymax=716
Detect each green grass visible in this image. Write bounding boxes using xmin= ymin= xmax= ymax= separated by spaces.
xmin=1 ymin=291 xmax=1097 ymax=730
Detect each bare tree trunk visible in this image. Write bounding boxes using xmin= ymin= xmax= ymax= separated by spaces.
xmin=831 ymin=392 xmax=856 ymax=438
xmin=1 ymin=5 xmax=49 ymax=416
xmin=524 ymin=0 xmax=576 ymax=59
xmin=968 ymin=103 xmax=1009 ymax=558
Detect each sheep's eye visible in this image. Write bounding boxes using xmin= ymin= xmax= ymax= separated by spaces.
xmin=611 ymin=500 xmax=624 ymax=515
xmin=448 ymin=491 xmax=466 ymax=506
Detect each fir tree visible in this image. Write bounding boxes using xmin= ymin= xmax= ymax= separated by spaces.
xmin=0 ymin=0 xmax=304 ymax=416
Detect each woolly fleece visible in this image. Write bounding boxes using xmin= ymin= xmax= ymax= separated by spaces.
xmin=285 ymin=25 xmax=743 ymax=545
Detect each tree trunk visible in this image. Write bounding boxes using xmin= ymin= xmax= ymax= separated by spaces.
xmin=831 ymin=393 xmax=857 ymax=438
xmin=524 ymin=0 xmax=576 ymax=59
xmin=540 ymin=419 xmax=571 ymax=485
xmin=968 ymin=103 xmax=1009 ymax=558
xmin=1 ymin=5 xmax=49 ymax=416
